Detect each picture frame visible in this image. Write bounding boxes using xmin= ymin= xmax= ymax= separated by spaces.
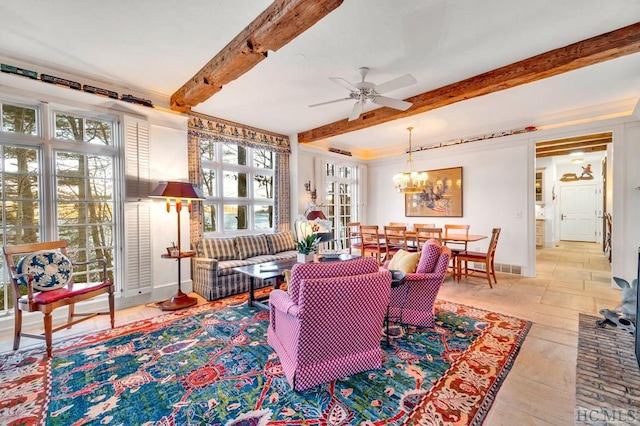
xmin=405 ymin=167 xmax=463 ymax=217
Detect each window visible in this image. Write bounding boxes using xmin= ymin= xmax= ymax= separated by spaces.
xmin=54 ymin=112 xmax=113 ymax=145
xmin=1 ymin=101 xmax=119 ymax=312
xmin=200 ymin=139 xmax=274 ymax=234
xmin=1 ymin=103 xmax=38 ymax=135
xmin=324 ymin=162 xmax=359 ymax=250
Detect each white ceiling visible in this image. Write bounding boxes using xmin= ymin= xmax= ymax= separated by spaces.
xmin=1 ymin=0 xmax=639 ymax=159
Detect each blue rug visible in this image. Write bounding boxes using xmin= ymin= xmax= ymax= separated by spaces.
xmin=0 ymin=299 xmax=531 ymax=425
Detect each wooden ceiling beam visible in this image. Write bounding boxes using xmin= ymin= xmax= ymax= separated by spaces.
xmin=298 ymin=22 xmax=640 ymax=143
xmin=170 ymin=0 xmax=343 ymax=112
xmin=535 ymin=132 xmax=612 ymax=147
xmin=536 ymin=145 xmax=608 ymax=158
xmin=536 ymin=138 xmax=611 ymax=153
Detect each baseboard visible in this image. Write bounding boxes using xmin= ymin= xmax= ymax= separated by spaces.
xmin=470 ymin=262 xmax=522 ymax=275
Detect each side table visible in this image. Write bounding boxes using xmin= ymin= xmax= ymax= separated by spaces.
xmin=159 ymin=251 xmax=197 ymax=311
xmin=386 ymin=270 xmax=407 ymax=347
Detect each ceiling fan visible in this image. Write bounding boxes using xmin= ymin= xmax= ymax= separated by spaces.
xmin=309 ymin=67 xmax=417 ymax=121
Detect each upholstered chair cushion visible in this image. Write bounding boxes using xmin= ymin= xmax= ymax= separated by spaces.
xmin=16 ymin=250 xmax=72 ymax=291
xmin=416 ymin=242 xmax=442 ymax=273
xmin=388 ymin=249 xmax=420 ymax=273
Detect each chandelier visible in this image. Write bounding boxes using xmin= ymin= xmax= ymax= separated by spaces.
xmin=393 ymin=127 xmax=428 ymax=193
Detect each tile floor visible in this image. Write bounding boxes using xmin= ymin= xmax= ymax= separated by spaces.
xmin=0 ymin=241 xmax=620 ymax=425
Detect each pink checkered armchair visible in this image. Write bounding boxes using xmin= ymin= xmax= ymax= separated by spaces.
xmin=267 ymin=257 xmax=392 ymax=391
xmin=385 ymin=240 xmax=451 ymax=327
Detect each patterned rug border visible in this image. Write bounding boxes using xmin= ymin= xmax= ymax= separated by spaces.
xmin=0 ymin=297 xmax=531 ymax=425
xmin=406 ymin=300 xmax=532 ymax=425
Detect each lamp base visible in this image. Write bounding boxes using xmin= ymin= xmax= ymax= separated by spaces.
xmin=158 ymin=290 xmax=198 ymax=311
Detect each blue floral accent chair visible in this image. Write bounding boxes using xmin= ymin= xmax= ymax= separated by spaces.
xmin=3 ymin=240 xmax=115 ymax=358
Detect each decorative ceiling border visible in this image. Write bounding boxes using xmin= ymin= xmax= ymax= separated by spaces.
xmin=188 ymin=111 xmax=290 ymax=153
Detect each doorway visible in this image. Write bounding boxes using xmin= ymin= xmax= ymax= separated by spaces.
xmin=534 ymin=131 xmax=612 ymax=258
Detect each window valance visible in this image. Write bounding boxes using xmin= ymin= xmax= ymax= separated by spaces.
xmin=188 ymin=111 xmax=290 ymax=154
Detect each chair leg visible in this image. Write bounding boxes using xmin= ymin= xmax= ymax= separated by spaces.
xmin=44 ymin=312 xmax=53 ymax=358
xmin=67 ymin=302 xmax=75 ymax=329
xmin=109 ymin=291 xmax=115 ymax=328
xmin=490 ymin=258 xmax=498 ymax=284
xmin=485 ymin=259 xmax=493 ymax=288
xmin=13 ymin=308 xmax=22 ymax=350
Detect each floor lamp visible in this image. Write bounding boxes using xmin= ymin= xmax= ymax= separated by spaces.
xmin=150 ymin=181 xmax=204 ymax=311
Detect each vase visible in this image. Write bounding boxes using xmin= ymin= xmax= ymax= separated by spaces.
xmin=297 ymin=252 xmax=314 ymax=263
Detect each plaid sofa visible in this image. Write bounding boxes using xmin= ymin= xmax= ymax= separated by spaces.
xmin=192 ymin=231 xmax=297 ymax=301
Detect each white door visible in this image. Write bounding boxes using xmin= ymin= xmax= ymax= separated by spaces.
xmin=560 ymin=184 xmax=597 ymax=242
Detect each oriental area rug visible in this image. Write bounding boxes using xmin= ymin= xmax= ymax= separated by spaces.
xmin=0 ymin=299 xmax=531 ymax=425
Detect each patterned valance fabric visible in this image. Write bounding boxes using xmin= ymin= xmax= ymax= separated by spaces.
xmin=188 ymin=111 xmax=290 ymax=154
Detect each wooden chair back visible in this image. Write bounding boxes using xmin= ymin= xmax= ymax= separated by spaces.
xmin=346 ymin=221 xmax=362 ymax=254
xmin=383 ymin=225 xmax=411 ymax=259
xmin=456 ymin=227 xmax=501 ymax=287
xmin=411 ymin=223 xmax=435 ymax=231
xmin=414 ymin=226 xmax=443 ymax=248
xmin=389 ymin=221 xmax=408 ymax=228
xmin=359 ymin=225 xmax=387 ymax=264
xmin=3 ymin=240 xmax=114 ymax=358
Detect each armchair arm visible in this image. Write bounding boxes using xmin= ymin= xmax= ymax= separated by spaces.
xmin=9 ymin=266 xmax=35 ymax=307
xmin=269 ymin=289 xmax=300 ymax=317
xmin=404 ymin=271 xmax=441 ymax=282
xmin=193 ymin=257 xmax=219 ymax=271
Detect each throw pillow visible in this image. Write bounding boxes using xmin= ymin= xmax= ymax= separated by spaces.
xmin=16 ymin=250 xmax=72 ymax=291
xmin=388 ymin=249 xmax=420 ymax=273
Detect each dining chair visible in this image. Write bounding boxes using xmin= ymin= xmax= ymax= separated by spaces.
xmin=456 ymin=227 xmax=501 ymax=287
xmin=383 ymin=225 xmax=415 ymax=261
xmin=411 ymin=223 xmax=435 ymax=231
xmin=360 ymin=225 xmax=387 ymax=265
xmin=389 ymin=221 xmax=408 ymax=227
xmin=3 ymin=240 xmax=115 ymax=358
xmin=414 ymin=226 xmax=443 ymax=249
xmin=346 ymin=221 xmax=362 ymax=255
xmin=443 ymin=224 xmax=470 ymax=279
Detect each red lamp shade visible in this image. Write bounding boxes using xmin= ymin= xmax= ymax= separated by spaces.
xmin=306 ymin=210 xmax=327 ymax=221
xmin=149 ymin=181 xmax=205 ymax=200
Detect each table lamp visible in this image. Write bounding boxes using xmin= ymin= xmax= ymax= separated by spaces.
xmin=150 ymin=181 xmax=205 ymax=310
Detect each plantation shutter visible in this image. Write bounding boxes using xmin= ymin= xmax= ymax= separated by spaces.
xmin=122 ymin=115 xmax=152 ymax=297
xmin=123 ymin=202 xmax=152 ymax=297
xmin=124 ymin=116 xmax=150 ymax=201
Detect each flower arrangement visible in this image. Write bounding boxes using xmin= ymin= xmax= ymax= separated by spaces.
xmin=296 ymin=233 xmax=321 ymax=255
xmin=295 ymin=215 xmax=324 ymax=254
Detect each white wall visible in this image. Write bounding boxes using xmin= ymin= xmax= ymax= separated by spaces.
xmin=364 ymin=114 xmax=639 ymax=281
xmin=613 ymin=121 xmax=640 ymax=284
xmin=368 ymin=135 xmax=532 ymax=273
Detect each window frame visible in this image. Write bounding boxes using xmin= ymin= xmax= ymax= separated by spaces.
xmin=0 ymin=97 xmax=122 ymax=312
xmin=200 ymin=138 xmax=275 ymax=236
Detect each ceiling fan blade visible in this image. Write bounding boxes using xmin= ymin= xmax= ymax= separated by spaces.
xmin=329 ymin=77 xmax=358 ymax=91
xmin=372 ymin=96 xmax=412 ymax=111
xmin=374 ymin=74 xmax=417 ymax=94
xmin=309 ymin=97 xmax=352 ymax=107
xmin=348 ymin=101 xmax=364 ymax=121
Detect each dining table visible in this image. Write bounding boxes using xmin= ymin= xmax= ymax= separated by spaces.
xmin=385 ymin=229 xmax=488 ymax=278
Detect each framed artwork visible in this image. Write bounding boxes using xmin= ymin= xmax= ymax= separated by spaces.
xmin=405 ymin=167 xmax=463 ymax=217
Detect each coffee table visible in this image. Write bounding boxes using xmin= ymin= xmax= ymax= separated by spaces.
xmin=233 ymin=259 xmax=297 ymax=310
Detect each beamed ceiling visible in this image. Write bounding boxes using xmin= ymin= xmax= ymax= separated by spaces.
xmin=0 ymin=1 xmax=639 ymax=159
xmin=535 ymin=133 xmax=612 ymax=158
